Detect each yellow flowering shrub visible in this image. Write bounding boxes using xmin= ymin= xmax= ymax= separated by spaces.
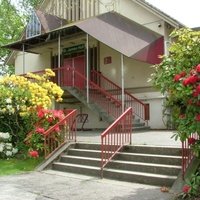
xmin=0 ymin=69 xmax=64 ymax=152
xmin=0 ymin=68 xmax=63 ymax=112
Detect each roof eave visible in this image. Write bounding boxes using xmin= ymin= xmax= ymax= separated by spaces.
xmin=133 ymin=0 xmax=185 ymax=28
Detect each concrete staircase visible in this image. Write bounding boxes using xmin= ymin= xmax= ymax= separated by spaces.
xmin=62 ymin=87 xmax=148 ymax=130
xmin=52 ymin=143 xmax=182 ymax=186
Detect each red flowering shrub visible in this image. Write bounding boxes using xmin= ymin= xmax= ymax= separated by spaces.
xmin=25 ymin=107 xmax=65 ymax=157
xmin=153 ymin=28 xmax=200 ymax=200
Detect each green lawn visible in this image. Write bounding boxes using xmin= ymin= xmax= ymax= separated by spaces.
xmin=0 ymin=158 xmax=42 ymax=176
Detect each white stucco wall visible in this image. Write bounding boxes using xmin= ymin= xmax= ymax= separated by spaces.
xmin=117 ymin=0 xmax=165 ymax=35
xmin=134 ymin=92 xmax=166 ymax=129
xmin=99 ymin=43 xmax=152 ymax=88
xmin=15 ymin=51 xmax=51 ymax=75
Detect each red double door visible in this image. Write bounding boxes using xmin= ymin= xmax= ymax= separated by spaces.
xmin=62 ymin=55 xmax=85 ymax=89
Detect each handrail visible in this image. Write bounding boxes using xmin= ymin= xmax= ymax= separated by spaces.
xmin=101 ymin=107 xmax=132 ymax=177
xmin=44 ymin=109 xmax=77 ymax=159
xmin=182 ymin=133 xmax=199 ymax=178
xmin=91 ymin=70 xmax=149 ymax=121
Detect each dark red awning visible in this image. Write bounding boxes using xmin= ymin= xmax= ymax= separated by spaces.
xmin=76 ymin=12 xmax=164 ymax=64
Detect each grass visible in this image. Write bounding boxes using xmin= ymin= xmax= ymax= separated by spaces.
xmin=0 ymin=157 xmax=43 ymax=176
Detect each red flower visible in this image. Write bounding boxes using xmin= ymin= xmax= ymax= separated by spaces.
xmin=192 ymin=91 xmax=198 ymax=97
xmin=52 ymin=110 xmax=64 ymax=120
xmin=188 ymin=137 xmax=197 ymax=145
xmin=47 ymin=117 xmax=54 ymax=123
xmin=196 ymin=64 xmax=200 ymax=73
xmin=195 ymin=114 xmax=200 ymax=121
xmin=188 ymin=99 xmax=193 ymax=105
xmin=37 ymin=107 xmax=49 ymax=119
xmin=35 ymin=127 xmax=45 ymax=134
xmin=196 ymin=85 xmax=200 ymax=94
xmin=180 ymin=71 xmax=187 ymax=77
xmin=174 ymin=74 xmax=181 ymax=82
xmin=182 ymin=185 xmax=191 ymax=193
xmin=179 ymin=114 xmax=186 ymax=119
xmin=29 ymin=150 xmax=39 ymax=158
xmin=183 ymin=76 xmax=198 ymax=86
xmin=54 ymin=126 xmax=60 ymax=132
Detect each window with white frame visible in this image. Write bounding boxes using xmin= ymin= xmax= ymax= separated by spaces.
xmin=26 ymin=11 xmax=41 ymax=39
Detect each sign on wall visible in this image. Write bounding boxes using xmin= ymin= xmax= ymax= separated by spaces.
xmin=104 ymin=56 xmax=112 ymax=65
xmin=63 ymin=44 xmax=85 ymax=55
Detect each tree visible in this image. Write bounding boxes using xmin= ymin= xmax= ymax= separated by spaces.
xmin=0 ymin=0 xmax=24 ymax=75
xmin=0 ymin=0 xmax=42 ymax=75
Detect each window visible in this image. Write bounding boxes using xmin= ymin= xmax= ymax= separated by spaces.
xmin=26 ymin=11 xmax=41 ymax=39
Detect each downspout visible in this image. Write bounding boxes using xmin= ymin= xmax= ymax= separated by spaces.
xmin=121 ymin=54 xmax=125 ymax=113
xmin=86 ymin=34 xmax=89 ymax=103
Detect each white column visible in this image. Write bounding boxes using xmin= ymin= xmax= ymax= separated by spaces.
xmin=121 ymin=54 xmax=125 ymax=113
xmin=58 ymin=33 xmax=61 ymax=85
xmin=86 ymin=34 xmax=89 ymax=103
xmin=22 ymin=44 xmax=25 ymax=74
xmin=58 ymin=33 xmax=61 ymax=68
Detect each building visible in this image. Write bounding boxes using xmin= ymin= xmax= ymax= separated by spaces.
xmin=4 ymin=0 xmax=184 ymax=130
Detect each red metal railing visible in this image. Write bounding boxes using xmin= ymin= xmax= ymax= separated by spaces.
xmin=52 ymin=66 xmax=122 ymax=119
xmin=91 ymin=70 xmax=149 ymax=122
xmin=44 ymin=109 xmax=77 ymax=159
xmin=182 ymin=133 xmax=199 ymax=178
xmin=101 ymin=107 xmax=132 ymax=176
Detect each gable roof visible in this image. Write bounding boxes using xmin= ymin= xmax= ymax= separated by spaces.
xmin=133 ymin=0 xmax=185 ymax=28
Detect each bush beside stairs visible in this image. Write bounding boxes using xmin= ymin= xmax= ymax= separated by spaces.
xmin=47 ymin=143 xmax=182 ymax=186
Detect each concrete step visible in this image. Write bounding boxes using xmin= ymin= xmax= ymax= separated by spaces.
xmin=60 ymin=155 xmax=101 ymax=167
xmin=52 ymin=162 xmax=101 ymax=177
xmin=50 ymin=143 xmax=182 ymax=186
xmin=122 ymin=145 xmax=182 ymax=156
xmin=74 ymin=143 xmax=101 ymax=151
xmin=68 ymin=148 xmax=101 ymax=158
xmin=114 ymin=152 xmax=182 ymax=166
xmin=103 ymin=168 xmax=177 ymax=186
xmin=106 ymin=160 xmax=181 ymax=176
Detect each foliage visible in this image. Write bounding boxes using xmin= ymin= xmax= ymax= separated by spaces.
xmin=152 ymin=28 xmax=200 ymax=139
xmin=152 ymin=28 xmax=200 ymax=200
xmin=0 ymin=0 xmax=24 ymax=75
xmin=0 ymin=69 xmax=63 ymax=154
xmin=0 ymin=0 xmax=43 ymax=75
xmin=0 ymin=157 xmax=43 ymax=176
xmin=0 ymin=132 xmax=18 ymax=159
xmin=18 ymin=0 xmax=43 ymax=15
